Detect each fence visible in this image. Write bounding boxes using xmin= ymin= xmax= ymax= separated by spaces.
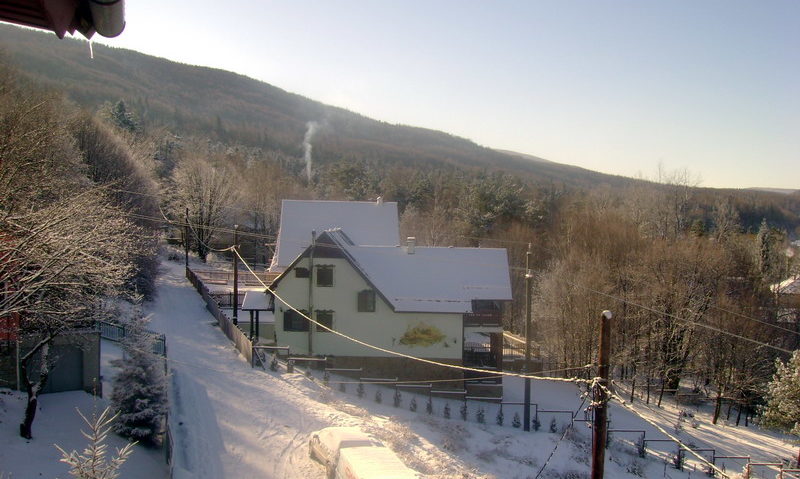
xmin=96 ymin=320 xmax=166 ymax=356
xmin=186 ymin=267 xmax=253 ymax=365
xmin=192 ymin=269 xmax=274 ymax=287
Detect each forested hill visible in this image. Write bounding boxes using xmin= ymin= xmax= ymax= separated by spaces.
xmin=0 ymin=23 xmax=636 ymax=189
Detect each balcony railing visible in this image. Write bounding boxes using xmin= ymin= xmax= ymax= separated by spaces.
xmin=463 ymin=311 xmax=502 ymax=328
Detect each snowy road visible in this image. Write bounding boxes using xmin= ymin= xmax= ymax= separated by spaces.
xmin=147 ymin=258 xmax=344 ymax=479
xmin=143 ymin=255 xmax=799 ymax=479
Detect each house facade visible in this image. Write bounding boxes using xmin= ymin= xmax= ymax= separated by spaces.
xmin=271 ymin=230 xmax=512 ymax=384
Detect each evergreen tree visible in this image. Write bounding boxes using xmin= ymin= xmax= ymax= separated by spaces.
xmin=762 ymin=351 xmax=800 ymax=435
xmin=110 ymin=308 xmax=167 ymax=445
xmin=512 ymin=412 xmax=521 ymax=428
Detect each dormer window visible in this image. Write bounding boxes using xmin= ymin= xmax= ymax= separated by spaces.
xmin=316 ymin=265 xmax=334 ymax=287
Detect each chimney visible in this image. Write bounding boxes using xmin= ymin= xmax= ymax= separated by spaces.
xmin=406 ymin=237 xmax=416 ymax=254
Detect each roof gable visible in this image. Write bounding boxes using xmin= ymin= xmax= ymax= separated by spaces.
xmin=269 ymin=200 xmax=399 ymax=272
xmin=324 ymin=230 xmax=513 ymax=313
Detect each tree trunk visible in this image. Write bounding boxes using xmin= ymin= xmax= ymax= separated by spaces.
xmin=712 ymin=388 xmax=723 ymax=425
xmin=19 ymin=341 xmax=51 ymax=439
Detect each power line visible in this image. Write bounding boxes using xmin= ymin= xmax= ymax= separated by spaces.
xmin=566 ymin=282 xmax=794 ymax=355
xmin=128 ymin=208 xmax=796 ymax=355
xmin=608 ymin=390 xmax=730 ymax=478
xmin=232 ymin=246 xmax=591 ymax=385
xmin=534 ymin=395 xmax=587 ymax=479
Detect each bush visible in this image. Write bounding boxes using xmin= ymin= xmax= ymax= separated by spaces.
xmin=512 ymin=412 xmax=521 ymax=428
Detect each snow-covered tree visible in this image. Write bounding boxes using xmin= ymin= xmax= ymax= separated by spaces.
xmin=762 ymin=351 xmax=800 ymax=435
xmin=55 ymin=407 xmax=134 ymax=479
xmin=109 ymin=307 xmax=167 ymax=445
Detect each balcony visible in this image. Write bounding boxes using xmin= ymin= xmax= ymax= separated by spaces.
xmin=463 ymin=311 xmax=502 ymax=328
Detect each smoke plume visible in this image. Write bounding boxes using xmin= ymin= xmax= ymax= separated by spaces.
xmin=303 ymin=121 xmax=318 ymax=183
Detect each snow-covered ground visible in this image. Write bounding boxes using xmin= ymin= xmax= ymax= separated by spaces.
xmin=2 ymin=252 xmax=798 ymax=479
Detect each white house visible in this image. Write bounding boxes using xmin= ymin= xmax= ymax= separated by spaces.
xmin=270 ymin=229 xmax=513 ymax=383
xmin=268 ymin=199 xmax=400 ymax=273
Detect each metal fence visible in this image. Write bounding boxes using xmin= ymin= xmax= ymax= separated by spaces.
xmin=186 ymin=267 xmax=253 ymax=365
xmin=96 ymin=320 xmax=166 ymax=356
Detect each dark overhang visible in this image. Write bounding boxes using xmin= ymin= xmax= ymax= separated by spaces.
xmin=0 ymin=0 xmax=125 ymax=39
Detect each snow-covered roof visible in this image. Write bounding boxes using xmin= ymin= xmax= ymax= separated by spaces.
xmin=241 ymin=291 xmax=271 ymax=311
xmin=269 ymin=200 xmax=399 ymax=272
xmin=772 ymin=275 xmax=800 ymax=295
xmin=324 ymin=230 xmax=512 ymax=313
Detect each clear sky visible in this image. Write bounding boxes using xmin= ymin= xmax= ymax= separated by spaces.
xmin=93 ymin=1 xmax=799 ymax=190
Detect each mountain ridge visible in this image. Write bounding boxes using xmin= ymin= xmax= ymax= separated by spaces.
xmin=0 ymin=23 xmax=643 ymax=190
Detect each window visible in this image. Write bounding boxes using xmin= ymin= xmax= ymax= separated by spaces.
xmin=315 ymin=310 xmax=334 ymax=332
xmin=316 ymin=265 xmax=334 ymax=287
xmin=472 ymin=300 xmax=501 ymax=312
xmin=283 ymin=309 xmax=309 ymax=331
xmin=294 ymin=267 xmax=309 ymax=278
xmin=357 ymin=289 xmax=376 ymax=312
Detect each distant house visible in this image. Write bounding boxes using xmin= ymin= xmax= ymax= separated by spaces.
xmin=772 ymin=275 xmax=800 ymax=323
xmin=270 ymin=229 xmax=513 ymax=384
xmin=268 ymin=199 xmax=400 ymax=273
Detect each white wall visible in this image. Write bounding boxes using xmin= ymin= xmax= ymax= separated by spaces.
xmin=274 ymin=257 xmax=462 ymax=358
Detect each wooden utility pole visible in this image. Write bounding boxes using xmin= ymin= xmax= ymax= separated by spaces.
xmin=232 ymin=224 xmax=239 ymax=326
xmin=591 ymin=310 xmax=613 ymax=479
xmin=308 ymin=230 xmax=316 ymax=356
xmin=523 ymin=244 xmax=533 ymax=431
xmin=184 ymin=207 xmax=190 ymax=268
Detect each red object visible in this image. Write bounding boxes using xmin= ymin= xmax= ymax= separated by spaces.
xmin=0 ymin=313 xmax=19 ymax=341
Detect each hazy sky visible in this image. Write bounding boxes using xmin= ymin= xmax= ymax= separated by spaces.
xmin=93 ymin=1 xmax=799 ymax=189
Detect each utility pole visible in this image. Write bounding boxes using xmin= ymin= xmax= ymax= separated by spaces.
xmin=232 ymin=224 xmax=239 ymax=326
xmin=523 ymin=244 xmax=533 ymax=431
xmin=308 ymin=230 xmax=316 ymax=356
xmin=184 ymin=207 xmax=190 ymax=268
xmin=591 ymin=310 xmax=613 ymax=479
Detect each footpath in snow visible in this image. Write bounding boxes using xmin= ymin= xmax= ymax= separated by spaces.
xmin=5 ymin=252 xmax=794 ymax=479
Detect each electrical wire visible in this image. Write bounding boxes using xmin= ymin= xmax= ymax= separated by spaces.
xmin=607 ymin=391 xmax=730 ymax=478
xmin=533 ymin=395 xmax=588 ymax=479
xmin=564 ymin=283 xmax=793 ymax=355
xmin=128 ymin=209 xmax=797 ymax=356
xmin=232 ymin=246 xmax=591 ymax=385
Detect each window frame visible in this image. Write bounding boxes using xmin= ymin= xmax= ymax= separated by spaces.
xmin=357 ymin=289 xmax=376 ymax=312
xmin=315 ymin=310 xmax=334 ymax=332
xmin=315 ymin=265 xmax=334 ymax=287
xmin=294 ymin=267 xmax=310 ymax=278
xmin=283 ymin=308 xmax=309 ymax=332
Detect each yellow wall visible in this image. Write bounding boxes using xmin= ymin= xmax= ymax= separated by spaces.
xmin=274 ymin=257 xmax=462 ymax=358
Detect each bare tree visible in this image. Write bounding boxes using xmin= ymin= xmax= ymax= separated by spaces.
xmin=1 ymin=65 xmax=139 ymax=438
xmin=172 ymin=154 xmax=239 ymax=261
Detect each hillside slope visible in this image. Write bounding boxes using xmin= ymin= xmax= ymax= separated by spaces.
xmin=0 ymin=24 xmax=636 ymax=189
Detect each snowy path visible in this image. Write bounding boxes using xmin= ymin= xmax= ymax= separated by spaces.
xmin=147 ymin=258 xmax=341 ymax=479
xmin=143 ymin=255 xmax=800 ymax=479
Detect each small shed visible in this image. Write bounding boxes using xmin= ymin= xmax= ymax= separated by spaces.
xmin=241 ymin=291 xmax=274 ymax=343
